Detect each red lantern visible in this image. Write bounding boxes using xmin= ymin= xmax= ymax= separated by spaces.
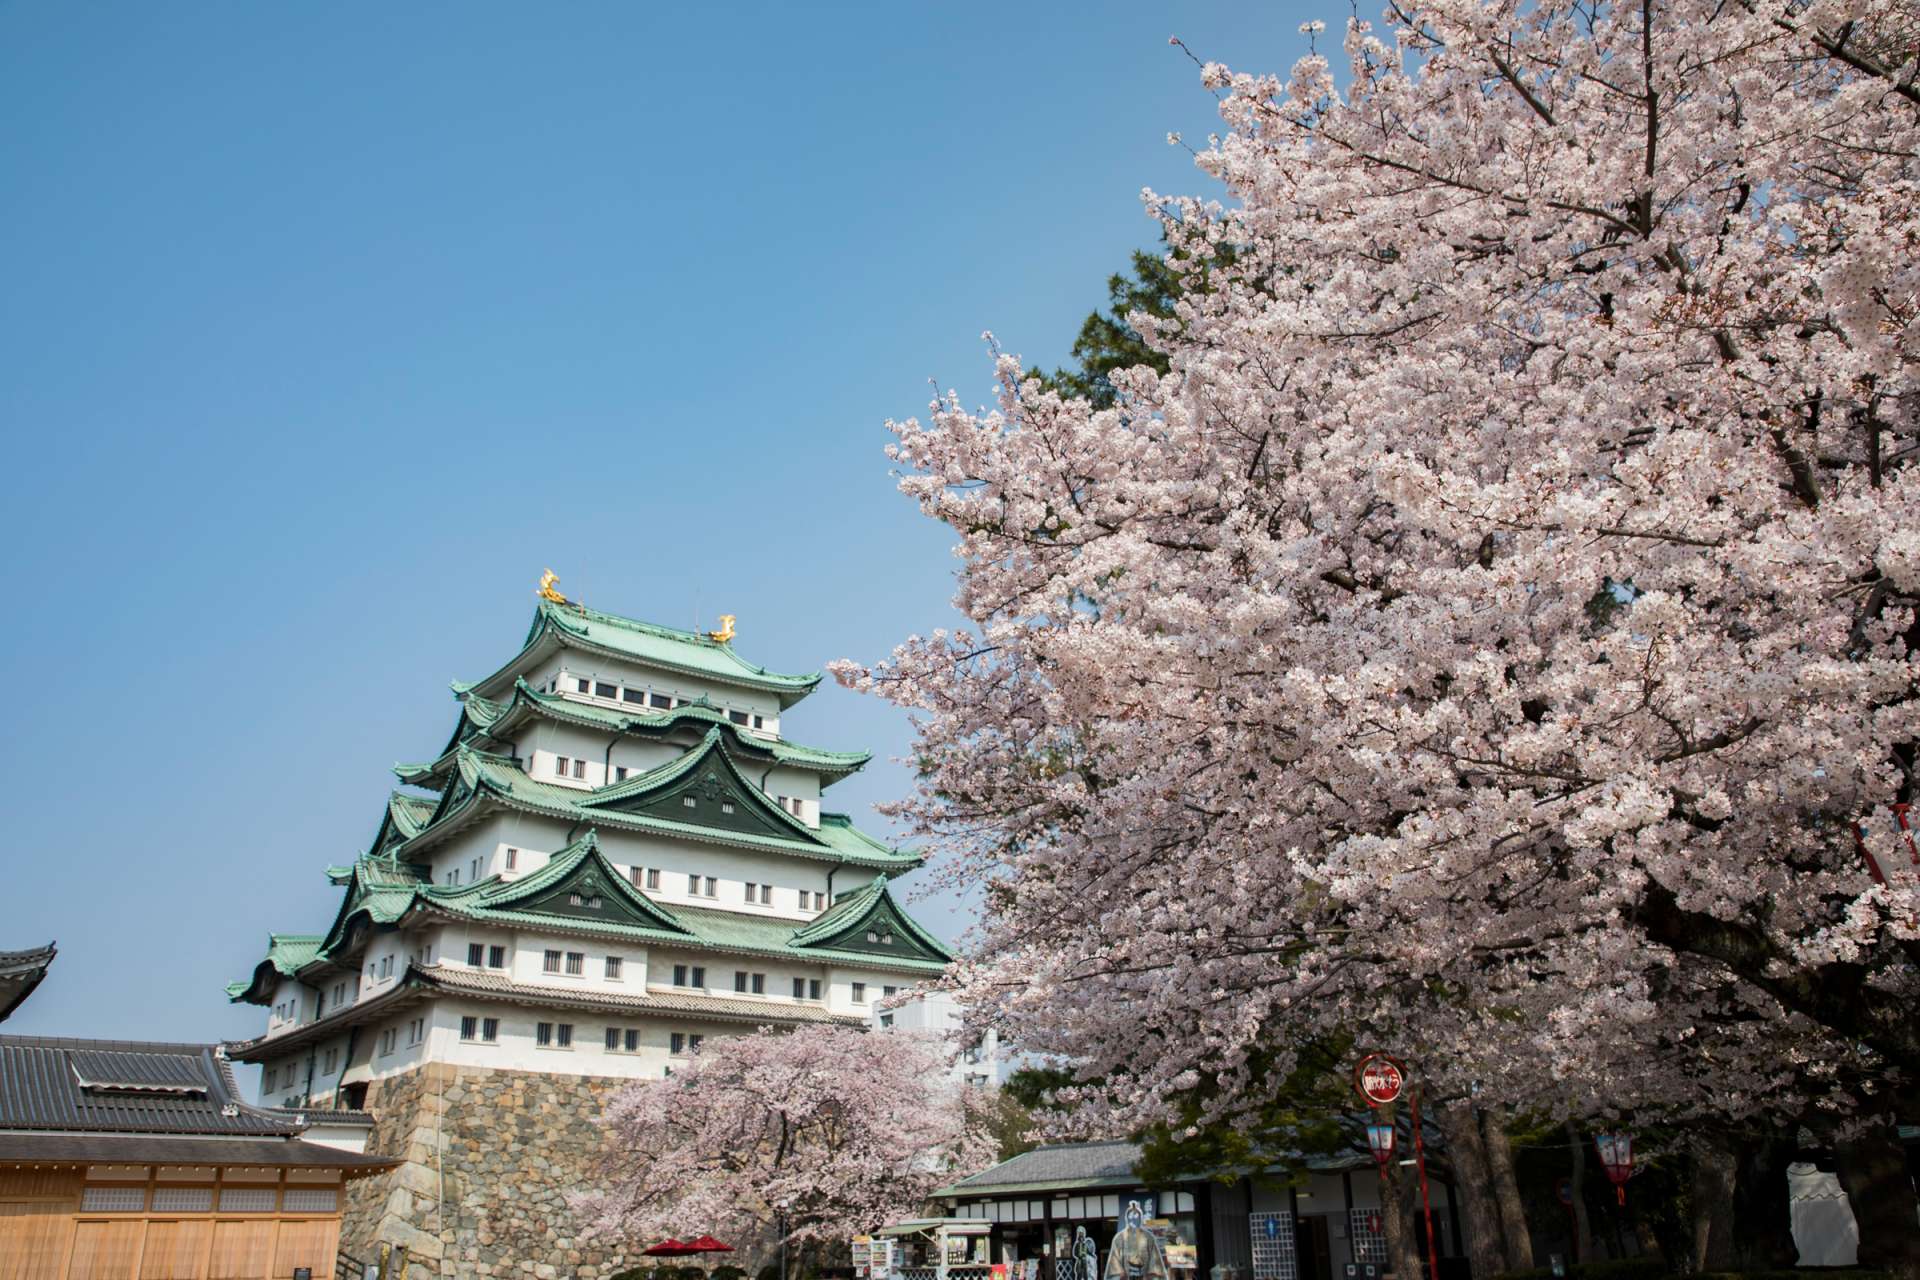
xmin=1593 ymin=1132 xmax=1634 ymax=1205
xmin=1367 ymin=1121 xmax=1396 ymax=1176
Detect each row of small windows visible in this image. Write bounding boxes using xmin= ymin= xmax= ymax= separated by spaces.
xmin=79 ymin=1185 xmax=339 ymax=1215
xmin=626 ymin=866 xmax=825 ymax=912
xmin=552 ymin=673 xmax=770 ymax=732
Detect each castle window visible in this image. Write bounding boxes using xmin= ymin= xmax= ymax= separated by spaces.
xmin=692 ymin=966 xmax=705 ymax=987
xmin=670 ymin=1032 xmax=685 ymax=1054
xmin=880 ymin=1013 xmax=894 ymax=1028
xmin=703 ymin=877 xmax=716 ymax=897
xmin=323 ymin=1047 xmax=338 ymax=1073
xmin=537 ymin=1022 xmax=553 ymax=1046
xmin=686 ymin=874 xmax=699 ymax=895
xmin=673 ymin=964 xmax=687 ymax=986
xmin=556 ymin=757 xmax=572 ymax=776
xmin=565 ymin=952 xmax=585 ymax=975
xmin=615 ymin=767 xmax=629 ymax=782
xmin=721 ymin=802 xmax=735 ymax=814
xmin=461 ymin=1016 xmax=478 ymax=1041
xmin=650 ymin=692 xmax=671 ymax=709
xmin=758 ymin=884 xmax=772 ymax=904
xmin=622 ymin=688 xmax=646 ymax=705
xmin=751 ymin=973 xmax=765 ymax=994
xmin=470 ymin=857 xmax=480 ymax=881
xmin=482 ymin=1018 xmax=498 ymax=1042
xmin=729 ymin=710 xmax=749 ymax=725
xmin=624 ymin=1028 xmax=639 ymax=1051
xmin=556 ymin=1023 xmax=573 ymax=1047
xmin=682 ymin=796 xmax=696 ymax=809
xmin=792 ymin=978 xmax=805 ymax=1000
xmin=605 ymin=1027 xmax=620 ymax=1050
xmin=572 ymin=758 xmax=586 ymax=779
xmin=884 ymin=986 xmax=898 ymax=998
xmin=809 ymin=979 xmax=821 ymax=1000
xmin=645 ymin=868 xmax=660 ymax=890
xmin=605 ymin=956 xmax=623 ymax=980
xmin=407 ymin=1017 xmax=424 ymax=1045
xmin=488 ymin=945 xmax=506 ymax=968
xmin=575 ymin=678 xmax=590 ymax=693
xmin=851 ymin=983 xmax=867 ymax=1004
xmin=264 ymin=1067 xmax=277 ymax=1092
xmin=506 ymin=847 xmax=518 ymax=870
xmin=468 ymin=944 xmax=484 ymax=966
xmin=568 ymin=892 xmax=583 ymax=905
xmin=595 ymin=681 xmax=618 ymax=699
xmin=543 ymin=950 xmax=562 ymax=974
xmin=734 ymin=971 xmax=749 ymax=993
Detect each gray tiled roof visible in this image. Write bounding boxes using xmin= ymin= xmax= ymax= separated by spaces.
xmin=947 ymin=1140 xmax=1145 ymax=1193
xmin=0 ymin=1035 xmax=298 ymax=1136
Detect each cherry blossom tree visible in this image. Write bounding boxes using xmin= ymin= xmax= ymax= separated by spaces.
xmin=838 ymin=0 xmax=1917 ymax=1264
xmin=579 ymin=1027 xmax=993 ymax=1271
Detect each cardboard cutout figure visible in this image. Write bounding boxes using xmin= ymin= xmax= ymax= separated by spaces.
xmin=1104 ymin=1201 xmax=1170 ymax=1280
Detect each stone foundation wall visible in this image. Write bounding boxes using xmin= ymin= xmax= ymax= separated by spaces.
xmin=340 ymin=1063 xmax=640 ymax=1279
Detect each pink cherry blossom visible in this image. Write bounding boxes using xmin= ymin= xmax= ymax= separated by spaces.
xmin=837 ymin=0 xmax=1919 ymax=1135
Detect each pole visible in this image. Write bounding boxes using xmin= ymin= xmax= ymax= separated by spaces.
xmin=1410 ymin=1091 xmax=1441 ymax=1280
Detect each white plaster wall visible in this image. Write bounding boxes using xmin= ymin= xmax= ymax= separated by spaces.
xmin=415 ymin=997 xmax=760 ymax=1078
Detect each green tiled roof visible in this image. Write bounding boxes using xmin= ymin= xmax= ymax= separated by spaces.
xmin=392 ymin=741 xmax=917 ymax=871
xmin=462 ymin=602 xmax=822 ymax=707
xmin=236 ymin=834 xmax=948 ymax=995
xmin=400 ymin=679 xmax=869 ymax=791
xmin=227 ymin=934 xmax=327 ymax=1005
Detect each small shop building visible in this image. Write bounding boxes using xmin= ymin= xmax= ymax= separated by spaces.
xmin=927 ymin=1139 xmax=1463 ymax=1280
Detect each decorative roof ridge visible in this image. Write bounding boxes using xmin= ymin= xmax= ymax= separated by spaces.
xmin=540 ymin=600 xmax=821 ymax=687
xmin=460 ymin=602 xmax=822 ymax=706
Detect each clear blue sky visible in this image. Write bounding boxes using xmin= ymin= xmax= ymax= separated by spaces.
xmin=0 ymin=3 xmax=1317 ymax=1041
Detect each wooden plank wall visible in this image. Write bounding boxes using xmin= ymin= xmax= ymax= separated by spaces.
xmin=0 ymin=1165 xmax=345 ymax=1280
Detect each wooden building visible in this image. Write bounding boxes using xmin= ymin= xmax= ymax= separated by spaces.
xmin=0 ymin=1031 xmax=394 ymax=1278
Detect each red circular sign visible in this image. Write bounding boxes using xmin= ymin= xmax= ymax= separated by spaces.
xmin=1353 ymin=1054 xmax=1405 ymax=1106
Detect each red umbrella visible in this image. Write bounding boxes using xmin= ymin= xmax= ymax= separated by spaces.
xmin=684 ymin=1236 xmax=735 ymax=1254
xmin=643 ymin=1240 xmax=701 ymax=1257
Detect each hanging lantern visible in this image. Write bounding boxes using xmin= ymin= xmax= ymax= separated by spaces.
xmin=1593 ymin=1132 xmax=1634 ymax=1205
xmin=1367 ymin=1120 xmax=1396 ymax=1176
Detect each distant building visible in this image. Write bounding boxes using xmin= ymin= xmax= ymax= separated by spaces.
xmin=0 ymin=949 xmax=393 ymax=1277
xmin=219 ymin=588 xmax=955 ymax=1275
xmin=872 ymin=989 xmax=1004 ymax=1089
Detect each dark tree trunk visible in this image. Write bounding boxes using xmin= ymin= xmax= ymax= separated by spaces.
xmin=1433 ymin=1101 xmax=1509 ymax=1279
xmin=1381 ymin=1157 xmax=1424 ymax=1280
xmin=1690 ymin=1135 xmax=1737 ymax=1271
xmin=1480 ymin=1107 xmax=1536 ymax=1270
xmin=1565 ymin=1122 xmax=1595 ymax=1265
xmin=1835 ymin=1111 xmax=1920 ymax=1280
xmin=1729 ymin=1134 xmax=1798 ymax=1271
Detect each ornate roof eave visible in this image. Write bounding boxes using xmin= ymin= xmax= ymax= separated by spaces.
xmin=461 ymin=603 xmax=823 ymax=708
xmin=226 ymin=970 xmax=435 ymax=1062
xmin=229 ymin=964 xmax=871 ymax=1063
